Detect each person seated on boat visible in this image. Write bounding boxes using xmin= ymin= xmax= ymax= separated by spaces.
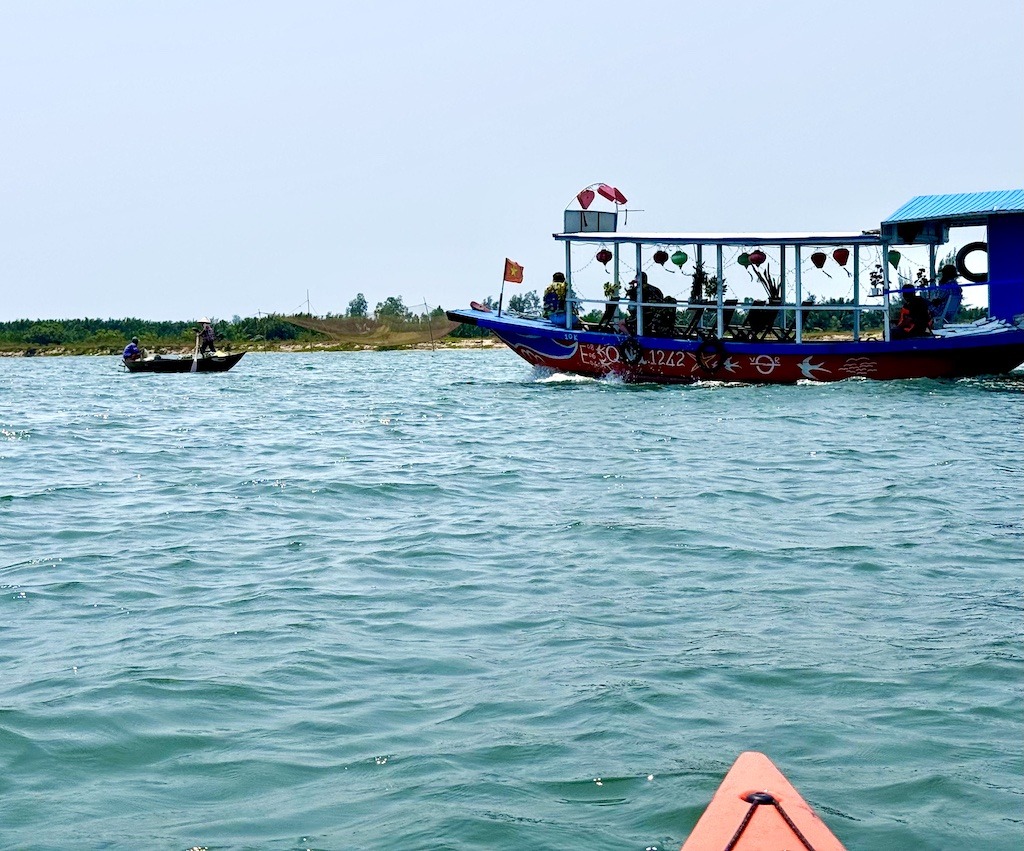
xmin=543 ymin=273 xmax=566 ymax=318
xmin=928 ymin=264 xmax=963 ymax=327
xmin=891 ymin=284 xmax=933 ymax=339
xmin=624 ymin=273 xmax=673 ymax=335
xmin=544 ymin=272 xmax=580 ymax=327
xmin=197 ymin=318 xmax=217 ymax=356
xmin=122 ymin=336 xmax=144 ymax=361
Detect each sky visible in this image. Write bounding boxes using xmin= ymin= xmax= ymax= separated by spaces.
xmin=2 ymin=0 xmax=1022 ymax=322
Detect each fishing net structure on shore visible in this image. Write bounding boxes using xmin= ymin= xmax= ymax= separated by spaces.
xmin=282 ymin=314 xmax=460 ymax=347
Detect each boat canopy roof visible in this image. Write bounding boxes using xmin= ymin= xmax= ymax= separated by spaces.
xmin=553 ymin=231 xmax=882 ymax=247
xmin=882 ymin=189 xmax=1024 ymax=243
xmin=885 ymin=189 xmax=1024 ymax=226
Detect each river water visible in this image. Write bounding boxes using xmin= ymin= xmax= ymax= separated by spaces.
xmin=1 ymin=350 xmax=1021 ymax=850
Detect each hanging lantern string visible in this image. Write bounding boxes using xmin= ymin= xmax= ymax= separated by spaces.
xmin=569 ymin=244 xmax=912 ymax=298
xmin=571 ymin=257 xmax=598 ymax=275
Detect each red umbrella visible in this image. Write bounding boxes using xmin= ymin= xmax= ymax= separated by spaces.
xmin=597 ymin=184 xmax=627 ymax=205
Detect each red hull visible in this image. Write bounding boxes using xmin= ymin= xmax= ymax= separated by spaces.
xmin=495 ymin=332 xmax=1024 ymax=383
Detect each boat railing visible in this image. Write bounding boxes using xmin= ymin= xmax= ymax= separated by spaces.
xmin=565 ymin=297 xmax=891 ymax=342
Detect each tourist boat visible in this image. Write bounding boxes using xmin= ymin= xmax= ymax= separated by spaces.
xmin=446 ymin=188 xmax=1024 ymax=382
xmin=122 ymin=351 xmax=245 ymax=373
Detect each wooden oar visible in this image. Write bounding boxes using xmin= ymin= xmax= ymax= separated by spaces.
xmin=190 ymin=334 xmax=199 ymax=373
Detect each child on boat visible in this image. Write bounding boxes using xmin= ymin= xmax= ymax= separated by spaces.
xmin=892 ymin=284 xmax=933 ymax=338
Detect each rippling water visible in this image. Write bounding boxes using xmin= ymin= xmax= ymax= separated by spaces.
xmin=1 ymin=351 xmax=1022 ymax=850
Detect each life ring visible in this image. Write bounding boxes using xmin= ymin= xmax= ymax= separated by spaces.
xmin=619 ymin=337 xmax=643 ymax=366
xmin=955 ymin=241 xmax=988 ymax=283
xmin=695 ymin=337 xmax=726 ymax=375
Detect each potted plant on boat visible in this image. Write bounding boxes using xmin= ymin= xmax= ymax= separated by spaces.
xmin=752 ymin=263 xmax=782 ymax=303
xmin=689 ymin=261 xmax=726 ymax=303
xmin=746 ymin=263 xmax=783 ymax=338
xmin=595 ymin=280 xmax=621 ymax=329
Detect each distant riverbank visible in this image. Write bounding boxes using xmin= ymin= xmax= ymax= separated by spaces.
xmin=0 ymin=337 xmax=505 ymax=357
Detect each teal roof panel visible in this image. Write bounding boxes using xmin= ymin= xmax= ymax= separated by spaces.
xmin=884 ymin=190 xmax=1024 ymax=224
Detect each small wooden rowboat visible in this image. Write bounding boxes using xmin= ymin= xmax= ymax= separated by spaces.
xmin=680 ymin=751 xmax=846 ymax=850
xmin=122 ymin=352 xmax=245 ymax=373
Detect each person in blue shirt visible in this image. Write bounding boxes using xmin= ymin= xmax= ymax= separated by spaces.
xmin=929 ymin=264 xmax=963 ymax=327
xmin=122 ymin=336 xmax=143 ymax=361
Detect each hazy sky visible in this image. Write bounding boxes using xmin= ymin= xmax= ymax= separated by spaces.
xmin=2 ymin=0 xmax=1022 ymax=321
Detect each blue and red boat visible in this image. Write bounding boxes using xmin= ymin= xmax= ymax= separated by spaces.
xmin=447 ymin=188 xmax=1024 ymax=383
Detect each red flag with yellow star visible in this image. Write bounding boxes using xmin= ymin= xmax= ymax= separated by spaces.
xmin=503 ymin=258 xmax=524 ymax=284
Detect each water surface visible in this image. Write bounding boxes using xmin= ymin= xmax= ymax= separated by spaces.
xmin=1 ymin=351 xmax=1021 ymax=849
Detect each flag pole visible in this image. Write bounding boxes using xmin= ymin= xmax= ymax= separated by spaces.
xmin=499 ymin=258 xmax=522 ymax=317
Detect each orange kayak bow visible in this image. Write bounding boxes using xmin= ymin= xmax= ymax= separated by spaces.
xmin=681 ymin=751 xmax=847 ymax=850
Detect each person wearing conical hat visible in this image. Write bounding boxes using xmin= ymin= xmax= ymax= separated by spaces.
xmin=197 ymin=317 xmax=216 ymax=356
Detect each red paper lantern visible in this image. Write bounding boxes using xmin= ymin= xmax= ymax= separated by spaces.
xmin=577 ymin=189 xmax=595 ymax=210
xmin=653 ymin=250 xmax=669 ymax=266
xmin=811 ymin=251 xmax=832 ymax=278
xmin=596 ymin=249 xmax=613 ymax=267
xmin=832 ymin=248 xmax=850 ymax=267
xmin=749 ymin=249 xmax=767 ymax=267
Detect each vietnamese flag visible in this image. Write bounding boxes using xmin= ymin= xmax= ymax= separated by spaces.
xmin=503 ymin=258 xmax=524 ymax=284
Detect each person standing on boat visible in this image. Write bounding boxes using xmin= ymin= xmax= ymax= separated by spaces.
xmin=624 ymin=272 xmax=669 ymax=335
xmin=892 ymin=284 xmax=933 ymax=339
xmin=122 ymin=336 xmax=143 ymax=361
xmin=929 ymin=264 xmax=963 ymax=327
xmin=197 ymin=318 xmax=217 ymax=356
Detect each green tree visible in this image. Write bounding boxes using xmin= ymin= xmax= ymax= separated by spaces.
xmin=23 ymin=322 xmax=63 ymax=345
xmin=375 ymin=296 xmax=411 ymax=321
xmin=348 ymin=293 xmax=368 ymax=318
xmin=508 ymin=291 xmax=541 ymax=314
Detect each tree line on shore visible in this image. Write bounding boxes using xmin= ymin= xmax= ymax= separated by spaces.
xmin=0 ymin=294 xmax=486 ymax=354
xmin=1 ymin=288 xmax=987 ymax=354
